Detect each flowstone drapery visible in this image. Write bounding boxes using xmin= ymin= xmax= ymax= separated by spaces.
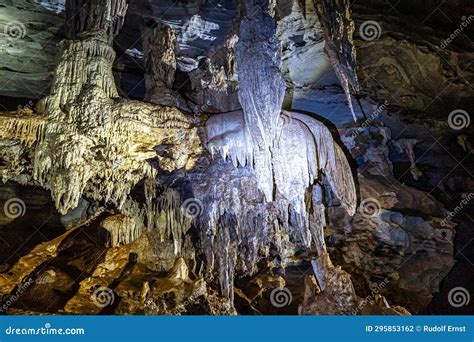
xmin=0 ymin=0 xmax=357 ymax=308
xmin=202 ymin=0 xmax=356 ymax=297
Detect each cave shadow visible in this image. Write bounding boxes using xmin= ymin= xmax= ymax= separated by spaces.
xmin=0 ymin=184 xmax=66 ymax=271
xmin=1 ymin=220 xmax=111 ymax=314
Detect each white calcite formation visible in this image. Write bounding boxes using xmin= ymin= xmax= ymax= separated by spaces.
xmin=0 ymin=0 xmax=202 ymax=214
xmin=203 ymin=107 xmax=358 ymax=298
xmin=197 ymin=0 xmax=357 ymax=298
xmin=236 ymin=4 xmax=286 ymax=151
xmin=0 ymin=0 xmax=357 ymax=308
xmin=207 ymin=110 xmax=356 ymax=218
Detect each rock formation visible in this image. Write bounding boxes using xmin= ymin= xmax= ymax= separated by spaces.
xmin=0 ymin=0 xmax=471 ymax=316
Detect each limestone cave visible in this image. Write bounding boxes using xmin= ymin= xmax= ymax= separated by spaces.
xmin=0 ymin=0 xmax=472 ymax=315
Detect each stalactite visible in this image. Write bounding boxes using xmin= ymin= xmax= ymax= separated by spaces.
xmin=0 ymin=113 xmax=46 ymax=147
xmin=205 ymin=109 xmax=357 ymax=296
xmin=192 ymin=160 xmax=277 ymax=299
xmin=206 ymin=110 xmax=356 ymax=218
xmin=236 ymin=1 xmax=286 ymax=150
xmin=100 ymin=214 xmax=146 ymax=247
xmin=313 ymin=0 xmax=359 ymax=121
xmin=289 ymin=111 xmax=356 ymax=215
xmin=393 ymin=138 xmax=423 ymax=180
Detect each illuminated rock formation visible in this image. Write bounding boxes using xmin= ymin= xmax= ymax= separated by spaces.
xmin=0 ymin=0 xmax=202 ymax=214
xmin=0 ymin=0 xmax=466 ymax=316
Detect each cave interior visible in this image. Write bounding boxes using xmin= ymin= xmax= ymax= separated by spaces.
xmin=0 ymin=0 xmax=472 ymax=315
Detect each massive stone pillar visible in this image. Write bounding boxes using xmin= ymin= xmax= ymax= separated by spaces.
xmin=0 ymin=0 xmax=201 ymax=214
